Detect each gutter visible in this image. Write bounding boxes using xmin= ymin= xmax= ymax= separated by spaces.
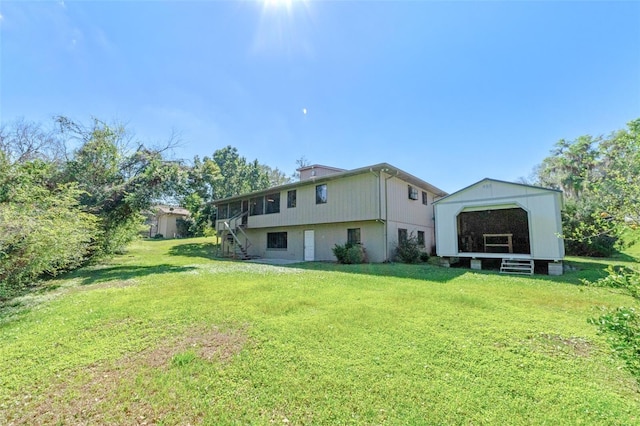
xmin=383 ymin=168 xmax=399 ymax=261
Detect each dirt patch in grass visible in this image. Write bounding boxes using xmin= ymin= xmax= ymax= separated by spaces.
xmin=529 ymin=333 xmax=595 ymax=358
xmin=4 ymin=324 xmax=248 ymax=425
xmin=145 ymin=325 xmax=248 ymax=368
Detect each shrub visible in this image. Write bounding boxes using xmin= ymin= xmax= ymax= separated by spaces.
xmin=583 ymin=265 xmax=640 ymax=299
xmin=333 ymin=243 xmax=366 ymax=264
xmin=0 ymin=185 xmax=98 ymax=300
xmin=420 ymin=252 xmax=430 ymax=262
xmin=562 ymin=202 xmax=619 ymax=257
xmin=345 ymin=244 xmax=366 ymax=264
xmin=153 ymin=233 xmax=164 ymax=239
xmin=588 ymin=307 xmax=640 ymax=377
xmin=585 ymin=265 xmax=640 ymax=378
xmin=176 ymin=217 xmax=195 ymax=238
xmin=395 ymin=234 xmax=421 ymax=263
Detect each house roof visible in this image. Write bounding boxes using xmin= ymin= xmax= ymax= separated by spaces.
xmin=433 ymin=177 xmax=562 ymax=204
xmin=156 ymin=205 xmax=190 ymax=216
xmin=296 ymin=164 xmax=347 ymax=173
xmin=212 ymin=163 xmax=448 ymax=204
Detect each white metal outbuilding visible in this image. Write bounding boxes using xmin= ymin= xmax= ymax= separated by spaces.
xmin=434 ymin=179 xmax=564 ymax=272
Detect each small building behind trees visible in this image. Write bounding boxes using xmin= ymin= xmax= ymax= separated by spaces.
xmin=434 ymin=178 xmax=564 ymax=275
xmin=150 ymin=206 xmax=190 ymax=238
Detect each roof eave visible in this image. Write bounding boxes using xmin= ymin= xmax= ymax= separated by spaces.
xmin=212 ymin=162 xmax=448 ymax=204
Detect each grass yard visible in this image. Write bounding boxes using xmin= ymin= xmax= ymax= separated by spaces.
xmin=1 ymin=238 xmax=639 ymax=424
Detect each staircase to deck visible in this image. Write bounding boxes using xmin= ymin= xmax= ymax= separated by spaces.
xmin=500 ymin=259 xmax=534 ymax=275
xmin=218 ymin=211 xmax=252 ymax=260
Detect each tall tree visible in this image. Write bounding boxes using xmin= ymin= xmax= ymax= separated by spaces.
xmin=177 ymin=146 xmax=273 ymax=236
xmin=0 ymin=117 xmax=66 ymax=164
xmin=536 ymin=135 xmax=599 ymax=200
xmin=535 ymin=118 xmax=640 ymax=256
xmin=57 ymin=117 xmax=183 ymax=256
xmin=596 ymin=118 xmax=640 ymax=226
xmin=261 ymin=164 xmax=293 ymax=187
xmin=210 ymin=146 xmax=270 ymax=199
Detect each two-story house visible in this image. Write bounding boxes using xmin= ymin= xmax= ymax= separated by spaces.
xmin=213 ymin=163 xmax=447 ymax=262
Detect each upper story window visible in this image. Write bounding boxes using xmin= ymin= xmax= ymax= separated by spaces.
xmin=250 ymin=196 xmax=264 ymax=216
xmin=265 ymin=192 xmax=280 ymax=214
xmin=229 ymin=201 xmax=242 ymax=218
xmin=408 ymin=185 xmax=418 ymax=200
xmin=287 ymin=190 xmax=297 ymax=208
xmin=316 ymin=184 xmax=327 ymax=204
xmin=422 ymin=191 xmax=428 ymax=205
xmin=217 ymin=204 xmax=229 ymax=219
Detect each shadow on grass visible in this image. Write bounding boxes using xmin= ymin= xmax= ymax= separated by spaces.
xmin=282 ymin=261 xmax=469 ymax=283
xmin=66 ymin=264 xmax=197 ymax=286
xmin=282 ymin=256 xmax=636 ymax=286
xmin=167 ymin=242 xmax=219 ymax=260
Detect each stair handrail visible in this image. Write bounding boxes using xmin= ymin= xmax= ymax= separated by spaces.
xmin=230 ymin=210 xmax=251 ymax=249
xmin=221 ymin=210 xmax=252 ymax=257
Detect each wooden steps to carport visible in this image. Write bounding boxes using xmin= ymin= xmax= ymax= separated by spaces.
xmin=500 ymin=258 xmax=534 ymax=275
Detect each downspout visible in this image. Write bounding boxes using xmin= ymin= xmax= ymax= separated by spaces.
xmin=383 ymin=169 xmax=399 ymax=261
xmin=370 ymin=168 xmax=385 ymax=261
xmin=369 ymin=168 xmax=381 ymax=220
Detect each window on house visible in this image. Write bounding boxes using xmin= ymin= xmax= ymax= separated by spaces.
xmin=417 ymin=230 xmax=425 ymax=246
xmin=265 ymin=192 xmax=280 ymax=214
xmin=408 ymin=185 xmax=418 ymax=200
xmin=348 ymin=228 xmax=361 ymax=245
xmin=217 ymin=204 xmax=229 ymax=219
xmin=398 ymin=228 xmax=408 ymax=244
xmin=316 ymin=184 xmax=327 ymax=204
xmin=229 ymin=201 xmax=242 ymax=218
xmin=267 ymin=232 xmax=287 ymax=249
xmin=422 ymin=191 xmax=428 ymax=205
xmin=250 ymin=196 xmax=264 ymax=216
xmin=287 ymin=190 xmax=297 ymax=208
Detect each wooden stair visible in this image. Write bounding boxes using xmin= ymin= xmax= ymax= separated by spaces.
xmin=500 ymin=259 xmax=534 ymax=275
xmin=225 ymin=233 xmax=250 ymax=260
xmin=217 ymin=211 xmax=252 ymax=260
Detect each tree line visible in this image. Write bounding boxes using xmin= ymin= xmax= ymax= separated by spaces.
xmin=0 ymin=116 xmax=290 ymax=299
xmin=533 ymin=118 xmax=639 ymax=256
xmin=1 ymin=115 xmax=638 ymax=298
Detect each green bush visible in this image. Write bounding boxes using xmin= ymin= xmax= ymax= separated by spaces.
xmin=420 ymin=252 xmax=430 ymax=262
xmin=332 ymin=243 xmax=366 ymax=264
xmin=589 ymin=307 xmax=640 ymax=377
xmin=395 ymin=234 xmax=421 ymax=263
xmin=0 ymin=183 xmax=98 ymax=300
xmin=583 ymin=265 xmax=640 ymax=299
xmin=176 ymin=217 xmax=195 ymax=238
xmin=562 ymin=202 xmax=619 ymax=257
xmin=585 ymin=265 xmax=640 ymax=378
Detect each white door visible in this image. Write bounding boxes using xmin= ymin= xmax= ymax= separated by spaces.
xmin=304 ymin=230 xmax=315 ymax=261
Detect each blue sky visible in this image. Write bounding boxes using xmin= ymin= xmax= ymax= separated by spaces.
xmin=1 ymin=1 xmax=639 ymax=193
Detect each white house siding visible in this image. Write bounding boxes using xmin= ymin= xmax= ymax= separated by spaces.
xmin=214 ymin=163 xmax=447 ymax=263
xmin=382 ymin=174 xmax=438 ymax=257
xmin=243 ymin=221 xmax=386 ymax=262
xmin=158 ymin=214 xmax=180 ymax=238
xmin=248 ymin=172 xmax=380 ymax=228
xmin=434 ymin=179 xmax=564 ymax=260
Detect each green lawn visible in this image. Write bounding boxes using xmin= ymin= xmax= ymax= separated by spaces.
xmin=1 ymin=238 xmax=639 ymax=424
